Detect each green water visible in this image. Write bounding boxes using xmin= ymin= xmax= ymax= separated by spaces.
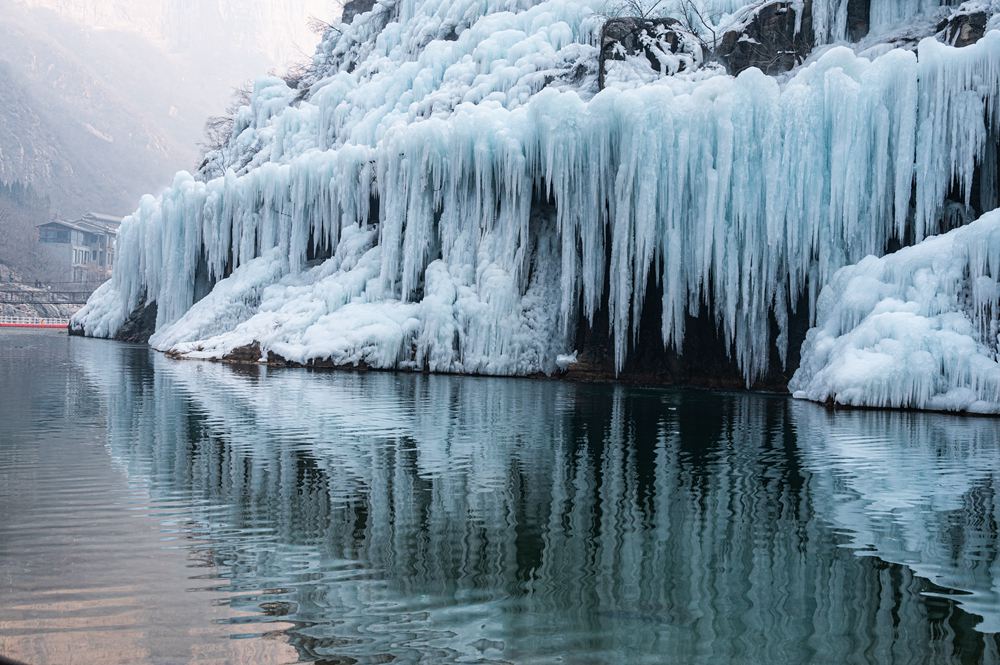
xmin=1 ymin=330 xmax=999 ymax=664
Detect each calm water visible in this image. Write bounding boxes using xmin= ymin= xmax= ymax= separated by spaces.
xmin=2 ymin=331 xmax=1000 ymax=664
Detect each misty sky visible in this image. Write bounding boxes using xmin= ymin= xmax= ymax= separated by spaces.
xmin=1 ymin=0 xmax=342 ymax=216
xmin=16 ymin=0 xmax=339 ymax=69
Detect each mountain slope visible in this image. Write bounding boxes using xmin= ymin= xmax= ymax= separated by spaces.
xmin=0 ymin=1 xmax=337 ymax=218
xmin=72 ymin=0 xmax=1000 ymax=412
xmin=14 ymin=0 xmax=334 ymax=67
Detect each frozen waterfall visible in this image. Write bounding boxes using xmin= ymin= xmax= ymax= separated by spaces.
xmin=73 ymin=0 xmax=1000 ymax=402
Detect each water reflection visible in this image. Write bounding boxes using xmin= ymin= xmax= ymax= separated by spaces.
xmin=1 ymin=332 xmax=1000 ymax=664
xmin=795 ymin=406 xmax=1000 ymax=632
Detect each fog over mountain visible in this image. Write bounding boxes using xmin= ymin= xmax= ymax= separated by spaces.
xmin=0 ymin=0 xmax=335 ymax=218
xmin=15 ymin=0 xmax=333 ymax=67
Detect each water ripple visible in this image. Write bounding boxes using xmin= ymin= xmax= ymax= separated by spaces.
xmin=1 ymin=331 xmax=999 ymax=664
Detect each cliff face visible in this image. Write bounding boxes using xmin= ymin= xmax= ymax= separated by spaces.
xmin=73 ymin=0 xmax=1000 ymax=410
xmin=0 ymin=8 xmax=189 ymax=216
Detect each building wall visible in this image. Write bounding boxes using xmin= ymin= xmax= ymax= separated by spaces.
xmin=37 ymin=224 xmax=117 ymax=283
xmin=37 ymin=240 xmax=73 ymax=282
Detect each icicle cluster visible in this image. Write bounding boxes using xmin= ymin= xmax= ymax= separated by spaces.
xmin=72 ymin=0 xmax=1000 ymax=384
xmin=813 ymin=0 xmax=946 ymax=43
xmin=790 ymin=208 xmax=1000 ymax=413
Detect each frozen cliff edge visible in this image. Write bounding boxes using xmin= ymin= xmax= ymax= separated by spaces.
xmin=71 ymin=0 xmax=1000 ymax=388
xmin=790 ymin=209 xmax=1000 ymax=414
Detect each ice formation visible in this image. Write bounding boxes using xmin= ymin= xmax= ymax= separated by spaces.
xmin=73 ymin=0 xmax=1000 ymax=391
xmin=791 ymin=209 xmax=1000 ymax=413
xmin=812 ymin=0 xmax=945 ymax=42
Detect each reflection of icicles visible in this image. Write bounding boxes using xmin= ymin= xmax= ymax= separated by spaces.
xmin=793 ymin=401 xmax=1000 ymax=632
xmin=70 ymin=339 xmax=1000 ymax=658
xmin=72 ymin=0 xmax=1000 ymax=385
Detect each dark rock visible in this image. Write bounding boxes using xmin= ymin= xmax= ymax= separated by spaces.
xmin=113 ymin=299 xmax=158 ymax=344
xmin=566 ymin=266 xmax=811 ymax=391
xmin=937 ymin=9 xmax=989 ymax=47
xmin=220 ymin=342 xmax=271 ymax=365
xmin=218 ymin=342 xmax=383 ymax=373
xmin=845 ymin=0 xmax=871 ymax=41
xmin=717 ymin=1 xmax=813 ymax=76
xmin=598 ymin=17 xmax=700 ymax=89
xmin=342 ymin=0 xmax=378 ymax=25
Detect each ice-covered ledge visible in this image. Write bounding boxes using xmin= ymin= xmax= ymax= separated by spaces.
xmin=790 ymin=209 xmax=1000 ymax=415
xmin=71 ymin=0 xmax=1000 ymax=396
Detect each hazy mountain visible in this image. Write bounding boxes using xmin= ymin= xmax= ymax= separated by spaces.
xmin=0 ymin=0 xmax=335 ymax=219
xmin=14 ymin=0 xmax=333 ymax=66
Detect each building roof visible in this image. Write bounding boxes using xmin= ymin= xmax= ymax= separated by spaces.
xmin=39 ymin=219 xmax=93 ymax=233
xmin=39 ymin=213 xmax=121 ymax=236
xmin=81 ymin=212 xmax=122 ymax=228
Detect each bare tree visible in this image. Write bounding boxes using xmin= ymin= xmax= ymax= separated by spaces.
xmin=612 ymin=0 xmax=667 ymax=19
xmin=676 ymin=0 xmax=720 ymax=51
xmin=198 ymin=82 xmax=254 ymax=154
xmin=308 ymin=15 xmax=341 ymax=36
xmin=0 ymin=182 xmax=50 ymax=280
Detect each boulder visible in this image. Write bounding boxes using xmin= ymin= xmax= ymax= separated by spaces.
xmin=342 ymin=0 xmax=378 ymax=25
xmin=937 ymin=8 xmax=989 ymax=47
xmin=114 ymin=299 xmax=158 ymax=344
xmin=598 ymin=17 xmax=701 ymax=89
xmin=717 ymin=1 xmax=813 ymax=76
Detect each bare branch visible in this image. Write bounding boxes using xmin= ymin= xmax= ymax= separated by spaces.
xmin=197 ymin=82 xmax=254 ymax=155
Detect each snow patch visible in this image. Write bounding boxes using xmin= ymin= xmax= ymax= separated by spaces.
xmin=790 ymin=209 xmax=1000 ymax=414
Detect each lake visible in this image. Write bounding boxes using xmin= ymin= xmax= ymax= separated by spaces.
xmin=1 ymin=330 xmax=999 ymax=664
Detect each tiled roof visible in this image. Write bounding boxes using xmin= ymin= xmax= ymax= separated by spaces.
xmin=38 ymin=213 xmax=121 ymax=235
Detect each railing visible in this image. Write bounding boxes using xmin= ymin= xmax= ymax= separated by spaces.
xmin=0 ymin=290 xmax=94 ymax=305
xmin=0 ymin=281 xmax=102 ymax=305
xmin=0 ymin=316 xmax=70 ymax=329
xmin=26 ymin=281 xmax=105 ymax=288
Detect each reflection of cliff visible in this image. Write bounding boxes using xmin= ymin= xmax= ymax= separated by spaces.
xmin=75 ymin=342 xmax=1000 ymax=662
xmin=794 ymin=404 xmax=1000 ymax=632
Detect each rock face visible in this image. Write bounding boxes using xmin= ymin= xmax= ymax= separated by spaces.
xmin=341 ymin=0 xmax=378 ymax=25
xmin=717 ymin=1 xmax=814 ymax=76
xmin=113 ymin=300 xmax=158 ymax=344
xmin=598 ymin=17 xmax=699 ymax=88
xmin=566 ymin=278 xmax=812 ymax=390
xmin=845 ymin=0 xmax=872 ymax=42
xmin=938 ymin=8 xmax=989 ymax=47
xmin=602 ymin=1 xmax=818 ymax=81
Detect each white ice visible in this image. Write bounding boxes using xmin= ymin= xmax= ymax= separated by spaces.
xmin=71 ymin=0 xmax=1000 ymax=391
xmin=790 ymin=208 xmax=1000 ymax=413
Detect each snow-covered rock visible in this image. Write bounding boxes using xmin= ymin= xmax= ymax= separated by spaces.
xmin=73 ymin=0 xmax=1000 ymax=395
xmin=937 ymin=1 xmax=997 ymax=46
xmin=716 ymin=1 xmax=813 ymax=75
xmin=790 ymin=209 xmax=1000 ymax=414
xmin=598 ymin=17 xmax=703 ymax=88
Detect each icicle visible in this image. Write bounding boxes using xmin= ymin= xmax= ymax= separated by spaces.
xmin=70 ymin=0 xmax=1000 ymax=391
